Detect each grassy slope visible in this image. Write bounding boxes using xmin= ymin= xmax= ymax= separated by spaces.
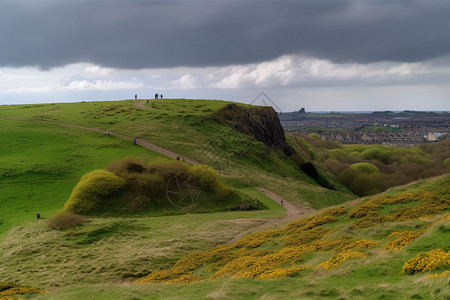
xmin=0 ymin=99 xmax=365 ymax=299
xmin=0 ymin=99 xmax=355 ymax=211
xmin=0 ymin=189 xmax=285 ymax=287
xmin=9 ymin=175 xmax=448 ymax=300
xmin=0 ymin=117 xmax=174 ymax=241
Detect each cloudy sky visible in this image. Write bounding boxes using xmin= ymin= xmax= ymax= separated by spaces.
xmin=1 ymin=0 xmax=450 ymax=112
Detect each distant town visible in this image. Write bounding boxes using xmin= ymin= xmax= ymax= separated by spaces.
xmin=279 ymin=110 xmax=450 ymax=146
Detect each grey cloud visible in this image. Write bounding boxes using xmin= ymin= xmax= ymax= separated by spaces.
xmin=1 ymin=0 xmax=450 ymax=69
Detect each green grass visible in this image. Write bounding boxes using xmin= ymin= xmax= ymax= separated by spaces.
xmin=0 ymin=100 xmax=356 ymax=211
xmin=4 ymin=100 xmax=446 ymax=299
xmin=0 ymin=189 xmax=286 ymax=289
xmin=0 ymin=117 xmax=169 ymax=241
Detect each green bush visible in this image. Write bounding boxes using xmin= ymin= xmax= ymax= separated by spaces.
xmin=360 ymin=147 xmax=391 ymax=164
xmin=308 ymin=133 xmax=321 ymax=140
xmin=65 ymin=160 xmax=236 ymax=214
xmin=64 ymin=170 xmax=126 ymax=214
xmin=442 ymin=158 xmax=450 ymax=169
xmin=188 ymin=164 xmax=219 ymax=189
xmin=350 ymin=163 xmax=380 ymax=175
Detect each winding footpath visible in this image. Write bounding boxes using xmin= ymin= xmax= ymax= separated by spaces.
xmin=3 ymin=107 xmax=315 ymax=242
xmin=227 ymin=188 xmax=315 ymax=244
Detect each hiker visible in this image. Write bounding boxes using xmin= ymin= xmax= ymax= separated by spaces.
xmin=182 ymin=157 xmax=185 ymax=162
xmin=135 ymin=94 xmax=137 ymax=99
xmin=161 ymin=94 xmax=163 ymax=99
xmin=106 ymin=130 xmax=109 ymax=136
xmin=37 ymin=211 xmax=40 ymax=220
xmin=146 ymin=99 xmax=149 ymax=105
xmin=155 ymin=93 xmax=158 ymax=99
xmin=281 ymin=199 xmax=284 ymax=206
xmin=133 ymin=138 xmax=137 ymax=145
xmin=177 ymin=156 xmax=180 ymax=161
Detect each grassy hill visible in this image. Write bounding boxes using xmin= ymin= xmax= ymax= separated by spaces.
xmin=0 ymin=99 xmax=448 ymax=299
xmin=0 ymin=99 xmax=355 ymax=235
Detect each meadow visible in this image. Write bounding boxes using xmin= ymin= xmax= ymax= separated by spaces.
xmin=0 ymin=99 xmax=448 ymax=299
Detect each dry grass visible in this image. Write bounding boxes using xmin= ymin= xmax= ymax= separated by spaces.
xmin=0 ymin=212 xmax=262 ymax=289
xmin=47 ymin=211 xmax=87 ymax=230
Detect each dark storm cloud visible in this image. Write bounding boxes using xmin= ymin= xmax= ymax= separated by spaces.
xmin=1 ymin=0 xmax=450 ymax=69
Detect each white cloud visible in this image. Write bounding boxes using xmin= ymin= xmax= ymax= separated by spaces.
xmin=66 ymin=80 xmax=143 ymax=91
xmin=84 ymin=65 xmax=114 ymax=76
xmin=5 ymin=85 xmax=54 ymax=94
xmin=170 ymin=74 xmax=199 ymax=89
xmin=1 ymin=56 xmax=450 ymax=111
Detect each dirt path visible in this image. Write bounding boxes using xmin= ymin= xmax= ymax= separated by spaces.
xmin=227 ymin=188 xmax=315 ymax=244
xmin=134 ymin=102 xmax=154 ymax=110
xmin=4 ymin=115 xmax=315 ymax=243
xmin=2 ymin=116 xmax=197 ymax=164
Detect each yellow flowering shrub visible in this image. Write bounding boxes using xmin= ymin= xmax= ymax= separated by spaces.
xmin=426 ymin=270 xmax=450 ymax=278
xmin=352 ymin=212 xmax=388 ymax=229
xmin=384 ymin=230 xmax=424 ymax=250
xmin=211 ymin=245 xmax=307 ymax=279
xmin=373 ymin=191 xmax=433 ymax=205
xmin=349 ymin=190 xmax=448 ymax=228
xmin=284 ymin=227 xmax=330 ymax=246
xmin=347 ymin=202 xmax=379 ymax=218
xmin=340 ymin=240 xmax=378 ymax=252
xmin=316 ymin=251 xmax=366 ymax=271
xmin=287 ymin=207 xmax=346 ymax=232
xmin=232 ymin=230 xmax=275 ymax=248
xmin=137 ymin=189 xmax=450 ymax=284
xmin=0 ymin=282 xmax=44 ymax=298
xmin=401 ymin=249 xmax=450 ymax=274
xmin=257 ymin=266 xmax=310 ymax=280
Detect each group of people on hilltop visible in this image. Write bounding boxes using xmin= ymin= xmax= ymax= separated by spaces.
xmin=134 ymin=94 xmax=163 ymax=100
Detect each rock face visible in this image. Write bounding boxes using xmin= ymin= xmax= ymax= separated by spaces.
xmin=212 ymin=103 xmax=294 ymax=155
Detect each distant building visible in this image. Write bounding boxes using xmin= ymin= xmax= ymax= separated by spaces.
xmin=426 ymin=132 xmax=442 ymax=142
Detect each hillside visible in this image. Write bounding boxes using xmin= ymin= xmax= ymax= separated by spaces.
xmin=0 ymin=99 xmax=354 ymax=229
xmin=0 ymin=99 xmax=448 ymax=299
xmin=1 ymin=175 xmax=448 ymax=299
xmin=132 ymin=175 xmax=449 ymax=297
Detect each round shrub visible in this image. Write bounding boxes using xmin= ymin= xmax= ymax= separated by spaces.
xmin=328 ymin=148 xmax=348 ymax=162
xmin=48 ymin=210 xmax=87 ymax=229
xmin=360 ymin=147 xmax=391 ymax=164
xmin=443 ymin=158 xmax=450 ymax=169
xmin=350 ymin=163 xmax=380 ymax=175
xmin=308 ymin=133 xmax=321 ymax=140
xmin=64 ymin=170 xmax=126 ymax=214
xmin=188 ymin=164 xmax=219 ymax=189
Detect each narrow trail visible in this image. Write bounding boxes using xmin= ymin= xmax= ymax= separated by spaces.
xmin=4 ymin=114 xmax=316 ymax=243
xmin=227 ymin=188 xmax=315 ymax=244
xmin=1 ymin=116 xmax=197 ymax=164
xmin=134 ymin=102 xmax=154 ymax=110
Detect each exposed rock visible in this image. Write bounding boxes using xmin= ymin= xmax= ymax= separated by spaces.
xmin=211 ymin=103 xmax=294 ymax=155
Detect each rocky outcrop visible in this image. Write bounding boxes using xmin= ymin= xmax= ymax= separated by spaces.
xmin=211 ymin=103 xmax=335 ymax=190
xmin=211 ymin=103 xmax=294 ymax=155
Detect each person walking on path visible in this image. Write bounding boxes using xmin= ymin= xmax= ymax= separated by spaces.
xmin=37 ymin=211 xmax=40 ymax=220
xmin=133 ymin=138 xmax=137 ymax=145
